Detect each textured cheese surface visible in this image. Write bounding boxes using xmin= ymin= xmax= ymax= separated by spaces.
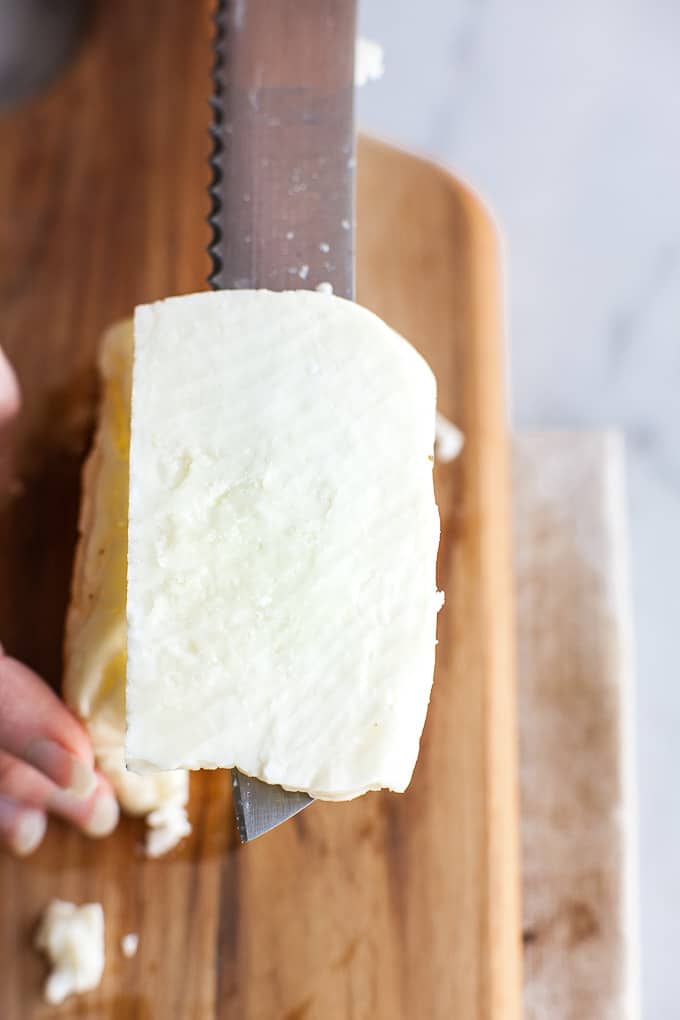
xmin=35 ymin=900 xmax=105 ymax=1005
xmin=126 ymin=290 xmax=440 ymax=800
xmin=63 ymin=322 xmax=190 ymax=848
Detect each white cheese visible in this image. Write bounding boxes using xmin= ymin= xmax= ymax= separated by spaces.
xmin=126 ymin=290 xmax=440 ymax=800
xmin=35 ymin=900 xmax=105 ymax=1005
xmin=145 ymin=799 xmax=192 ymax=858
xmin=355 ymin=37 xmax=385 ymax=87
xmin=121 ymin=933 xmax=139 ymax=958
xmin=435 ymin=411 xmax=464 ymax=463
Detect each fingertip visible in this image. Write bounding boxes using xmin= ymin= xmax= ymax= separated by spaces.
xmin=82 ymin=792 xmax=119 ymax=838
xmin=13 ymin=808 xmax=47 ymax=856
xmin=69 ymin=757 xmax=98 ymax=799
xmin=0 ymin=796 xmax=47 ymax=857
xmin=0 ymin=654 xmax=96 ymax=777
xmin=47 ymin=775 xmax=120 ymax=839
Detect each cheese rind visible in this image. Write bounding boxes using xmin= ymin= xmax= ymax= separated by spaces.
xmin=126 ymin=290 xmax=440 ymax=800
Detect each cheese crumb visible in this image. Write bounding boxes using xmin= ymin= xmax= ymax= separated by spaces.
xmin=316 ymin=282 xmax=333 ymax=295
xmin=435 ymin=411 xmax=464 ymax=464
xmin=35 ymin=900 xmax=105 ymax=1005
xmin=145 ymin=800 xmax=192 ymax=858
xmin=121 ymin=933 xmax=139 ymax=958
xmin=355 ymin=37 xmax=385 ymax=86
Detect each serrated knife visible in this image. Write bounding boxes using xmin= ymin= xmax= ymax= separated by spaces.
xmin=207 ymin=0 xmax=357 ymax=842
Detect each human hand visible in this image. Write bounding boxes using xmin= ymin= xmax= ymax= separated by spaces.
xmin=0 ymin=350 xmax=119 ymax=856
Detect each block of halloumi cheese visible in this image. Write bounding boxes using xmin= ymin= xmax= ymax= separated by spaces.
xmin=125 ymin=290 xmax=441 ymax=800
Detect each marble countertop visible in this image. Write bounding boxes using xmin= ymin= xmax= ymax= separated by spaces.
xmin=357 ymin=2 xmax=680 ymax=1015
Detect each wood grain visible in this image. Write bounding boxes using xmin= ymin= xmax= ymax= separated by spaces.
xmin=0 ymin=3 xmax=521 ymax=1017
xmin=514 ymin=433 xmax=639 ymax=1020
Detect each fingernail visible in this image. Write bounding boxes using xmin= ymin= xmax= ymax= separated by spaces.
xmin=12 ymin=808 xmax=47 ymax=856
xmin=68 ymin=758 xmax=98 ymax=798
xmin=25 ymin=739 xmax=97 ymax=799
xmin=83 ymin=793 xmax=119 ymax=838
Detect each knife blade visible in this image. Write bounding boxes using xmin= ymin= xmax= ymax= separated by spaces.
xmin=207 ymin=0 xmax=357 ymax=842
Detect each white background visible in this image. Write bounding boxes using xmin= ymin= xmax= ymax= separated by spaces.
xmin=357 ymin=3 xmax=680 ymax=1016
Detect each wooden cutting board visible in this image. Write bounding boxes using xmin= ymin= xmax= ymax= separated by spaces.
xmin=0 ymin=3 xmax=521 ymax=1017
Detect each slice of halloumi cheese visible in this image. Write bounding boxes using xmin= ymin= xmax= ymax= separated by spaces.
xmin=63 ymin=321 xmax=189 ymax=852
xmin=125 ymin=290 xmax=441 ymax=800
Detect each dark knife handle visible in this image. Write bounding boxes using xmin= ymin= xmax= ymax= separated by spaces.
xmin=208 ymin=0 xmax=357 ymax=298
